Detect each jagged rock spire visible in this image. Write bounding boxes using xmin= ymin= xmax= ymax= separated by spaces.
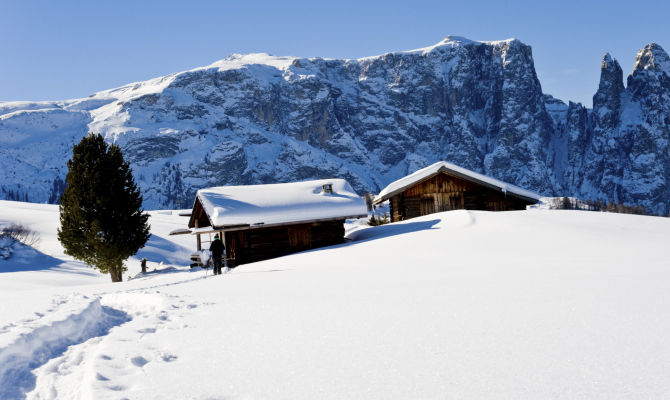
xmin=592 ymin=53 xmax=624 ymax=130
xmin=632 ymin=43 xmax=670 ymax=76
xmin=595 ymin=53 xmax=624 ymax=101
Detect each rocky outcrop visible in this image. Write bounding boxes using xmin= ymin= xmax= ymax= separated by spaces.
xmin=0 ymin=37 xmax=669 ymax=214
xmin=581 ymin=45 xmax=670 ymax=214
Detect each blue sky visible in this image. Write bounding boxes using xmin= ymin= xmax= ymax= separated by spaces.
xmin=1 ymin=0 xmax=668 ymax=107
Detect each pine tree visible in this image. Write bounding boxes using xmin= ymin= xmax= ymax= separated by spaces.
xmin=58 ymin=134 xmax=150 ymax=282
xmin=562 ymin=196 xmax=572 ymax=210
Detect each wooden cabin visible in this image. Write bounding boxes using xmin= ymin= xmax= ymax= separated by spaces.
xmin=173 ymin=179 xmax=367 ymax=267
xmin=373 ymin=161 xmax=540 ymax=222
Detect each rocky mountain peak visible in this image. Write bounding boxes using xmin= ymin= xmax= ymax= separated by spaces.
xmin=596 ymin=53 xmax=624 ymax=94
xmin=601 ymin=52 xmax=615 ymax=68
xmin=627 ymin=43 xmax=670 ymax=101
xmin=592 ymin=53 xmax=624 ymax=121
xmin=632 ymin=43 xmax=670 ymax=77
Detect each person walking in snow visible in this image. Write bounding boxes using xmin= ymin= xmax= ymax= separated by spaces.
xmin=209 ymin=234 xmax=225 ymax=275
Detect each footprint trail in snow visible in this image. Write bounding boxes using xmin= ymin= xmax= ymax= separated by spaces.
xmin=0 ymin=290 xmax=205 ymax=400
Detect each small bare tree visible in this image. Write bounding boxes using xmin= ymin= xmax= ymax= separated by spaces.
xmin=1 ymin=224 xmax=40 ymax=247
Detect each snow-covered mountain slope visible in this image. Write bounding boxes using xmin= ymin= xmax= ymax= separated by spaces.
xmin=1 ymin=36 xmax=669 ymax=213
xmin=2 ymin=200 xmax=670 ymax=398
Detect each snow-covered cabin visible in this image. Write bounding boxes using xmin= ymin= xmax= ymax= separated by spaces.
xmin=373 ymin=161 xmax=540 ymax=222
xmin=183 ymin=179 xmax=367 ymax=267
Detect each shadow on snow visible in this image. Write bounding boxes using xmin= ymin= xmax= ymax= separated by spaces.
xmin=135 ymin=234 xmax=191 ymax=267
xmin=234 ymin=219 xmax=441 ymax=274
xmin=344 ymin=219 xmax=441 ymax=244
xmin=0 ymin=242 xmax=74 ymax=274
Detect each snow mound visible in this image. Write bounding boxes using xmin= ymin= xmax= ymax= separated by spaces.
xmin=204 ymin=53 xmax=297 ymax=72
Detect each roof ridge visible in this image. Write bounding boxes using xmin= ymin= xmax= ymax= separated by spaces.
xmin=374 ymin=161 xmax=540 ymax=204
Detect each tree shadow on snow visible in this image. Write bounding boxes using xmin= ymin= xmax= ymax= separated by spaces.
xmin=0 ymin=242 xmax=70 ymax=273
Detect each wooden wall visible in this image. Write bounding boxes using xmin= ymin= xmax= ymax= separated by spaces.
xmin=389 ymin=172 xmax=534 ymax=221
xmin=188 ymin=198 xmax=211 ymax=229
xmin=225 ymin=220 xmax=345 ymax=267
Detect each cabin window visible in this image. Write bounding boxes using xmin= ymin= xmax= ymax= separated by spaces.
xmin=322 ymin=183 xmax=333 ymax=194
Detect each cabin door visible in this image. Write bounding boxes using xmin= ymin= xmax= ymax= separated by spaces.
xmin=420 ymin=196 xmax=435 ymax=215
xmin=288 ymin=225 xmax=311 ymax=252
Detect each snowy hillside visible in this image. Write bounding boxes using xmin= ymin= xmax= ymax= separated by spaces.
xmin=1 ymin=36 xmax=669 ymax=213
xmin=2 ymin=200 xmax=670 ymax=398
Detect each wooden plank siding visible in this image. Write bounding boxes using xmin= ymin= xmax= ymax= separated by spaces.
xmin=388 ymin=172 xmax=534 ymax=222
xmin=224 ymin=220 xmax=345 ymax=267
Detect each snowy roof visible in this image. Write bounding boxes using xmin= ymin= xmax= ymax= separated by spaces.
xmin=193 ymin=179 xmax=367 ymax=229
xmin=374 ymin=161 xmax=541 ymax=204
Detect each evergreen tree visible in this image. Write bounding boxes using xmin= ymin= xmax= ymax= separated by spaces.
xmin=562 ymin=196 xmax=572 ymax=210
xmin=58 ymin=134 xmax=150 ymax=282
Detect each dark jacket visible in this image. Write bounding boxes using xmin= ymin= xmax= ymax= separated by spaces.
xmin=209 ymin=238 xmax=225 ymax=258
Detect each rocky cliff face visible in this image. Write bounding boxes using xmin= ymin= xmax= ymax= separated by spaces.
xmin=1 ymin=37 xmax=669 ymax=214
xmin=580 ymin=45 xmax=670 ymax=214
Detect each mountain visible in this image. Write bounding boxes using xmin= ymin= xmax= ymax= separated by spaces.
xmin=1 ymin=36 xmax=669 ymax=213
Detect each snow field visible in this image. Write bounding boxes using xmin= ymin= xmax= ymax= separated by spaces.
xmin=2 ymin=199 xmax=670 ymax=398
xmin=208 ymin=210 xmax=670 ymax=399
